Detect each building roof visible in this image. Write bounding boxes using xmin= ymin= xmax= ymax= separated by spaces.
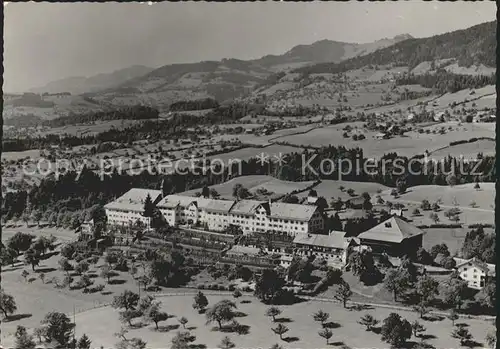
xmin=105 ymin=188 xmax=162 ymax=212
xmin=346 ymin=196 xmax=365 ymax=205
xmin=357 ymin=216 xmax=424 ymax=243
xmin=192 ymin=197 xmax=235 ymax=213
xmin=269 ymin=202 xmax=318 ymax=222
xmin=230 ymin=200 xmax=266 ymax=216
xmin=293 ymin=231 xmax=350 ymax=249
xmin=454 ymin=257 xmax=495 ymax=276
xmin=157 ymin=194 xmax=196 ymax=209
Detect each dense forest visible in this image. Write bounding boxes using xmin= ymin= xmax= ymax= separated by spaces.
xmin=395 ymin=71 xmax=495 ymax=94
xmin=42 ymin=105 xmax=160 ymax=128
xmin=169 ymin=98 xmax=219 ymax=111
xmin=293 ymin=21 xmax=495 ymax=75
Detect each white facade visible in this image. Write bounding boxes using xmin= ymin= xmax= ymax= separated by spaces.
xmin=157 ymin=195 xmax=324 ymax=236
xmin=105 ymin=188 xmax=162 ymax=228
xmin=106 ymin=208 xmax=151 ymax=227
xmin=455 ymin=258 xmax=494 ymax=290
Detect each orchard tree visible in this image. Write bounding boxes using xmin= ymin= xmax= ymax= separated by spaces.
xmin=318 ymin=328 xmax=333 ymax=345
xmin=415 ymin=275 xmax=439 ymax=307
xmin=7 ymin=232 xmax=34 ymax=255
xmin=232 ymin=289 xmax=242 ymax=300
xmin=334 ymin=281 xmax=353 ymax=308
xmin=75 ymin=260 xmax=89 ymax=275
xmin=192 ymin=291 xmax=208 ymax=313
xmin=358 ymin=314 xmax=379 ymax=331
xmin=100 ymin=264 xmax=113 ymax=283
xmin=0 ymin=288 xmax=17 ymax=319
xmin=384 ymin=269 xmax=410 ymax=302
xmin=24 ymin=249 xmax=40 ymax=271
xmin=14 ymin=325 xmax=36 ymax=349
xmin=411 ymin=320 xmax=426 ymax=339
xmin=218 ymin=336 xmax=235 ymax=349
xmin=178 ymin=316 xmax=188 ymax=329
xmin=447 ymin=309 xmax=459 ymax=326
xmin=271 ymin=324 xmax=289 ymax=340
xmin=451 ymin=326 xmax=472 ymax=346
xmin=265 ymin=307 xmax=282 ymax=322
xmin=485 ymin=331 xmax=496 ymax=349
xmin=313 ymin=310 xmax=330 ymax=327
xmin=254 ymin=269 xmax=286 ymax=303
xmin=112 ymin=290 xmax=140 ymax=311
xmin=143 ymin=303 xmax=169 ymax=330
xmin=443 ymin=273 xmax=468 ymax=310
xmin=41 ymin=311 xmax=75 ymax=346
xmin=205 ymin=300 xmax=237 ymax=330
xmin=120 ymin=309 xmax=142 ymax=327
xmin=380 ymin=313 xmax=412 ymax=348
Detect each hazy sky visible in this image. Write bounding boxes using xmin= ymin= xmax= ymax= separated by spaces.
xmin=4 ymin=1 xmax=496 ymax=93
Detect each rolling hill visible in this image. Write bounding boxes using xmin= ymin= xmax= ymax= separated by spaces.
xmin=29 ymin=65 xmax=155 ymax=95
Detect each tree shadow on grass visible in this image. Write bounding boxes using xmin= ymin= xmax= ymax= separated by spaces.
xmin=348 ymin=304 xmax=374 ymax=311
xmin=186 ymin=326 xmax=197 ymax=331
xmin=463 ymin=340 xmax=483 ymax=348
xmin=329 ymin=341 xmax=345 ymax=346
xmin=420 ymin=334 xmax=437 ymax=340
xmin=233 ymin=311 xmax=247 ymax=318
xmin=156 ymin=324 xmax=180 ymax=332
xmin=324 ymin=321 xmax=341 ymax=329
xmin=101 ymin=291 xmax=113 ymax=295
xmin=371 ymin=327 xmax=382 ymax=335
xmin=3 ymin=314 xmax=32 ymax=322
xmin=240 ymin=300 xmax=252 ymax=304
xmin=36 ymin=267 xmax=56 ymax=273
xmin=275 ymin=317 xmax=293 ymax=323
xmin=456 ymin=322 xmax=469 ymax=328
xmin=108 ymin=279 xmax=127 ymax=285
xmin=422 ymin=314 xmax=444 ymax=322
xmin=189 ymin=345 xmax=207 ymax=349
xmin=283 ymin=336 xmax=299 ymax=343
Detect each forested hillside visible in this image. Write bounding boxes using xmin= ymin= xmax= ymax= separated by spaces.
xmin=294 ymin=21 xmax=496 ymax=75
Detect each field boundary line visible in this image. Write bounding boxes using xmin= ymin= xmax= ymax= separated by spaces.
xmin=70 ymin=289 xmax=494 ymax=322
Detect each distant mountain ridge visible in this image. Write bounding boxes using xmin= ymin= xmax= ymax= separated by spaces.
xmin=29 ymin=65 xmax=155 ymax=95
xmin=292 ymin=21 xmax=496 ymax=75
xmin=253 ymin=34 xmax=414 ymax=69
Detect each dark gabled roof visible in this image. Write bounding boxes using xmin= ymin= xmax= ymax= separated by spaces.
xmin=358 ymin=216 xmax=424 ymax=243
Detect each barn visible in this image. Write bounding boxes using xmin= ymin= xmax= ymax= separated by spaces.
xmin=357 ymin=216 xmax=424 ymax=257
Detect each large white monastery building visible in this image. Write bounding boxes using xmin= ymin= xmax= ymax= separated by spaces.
xmin=105 ymin=189 xmax=324 ymax=236
xmin=157 ymin=194 xmax=324 ymax=236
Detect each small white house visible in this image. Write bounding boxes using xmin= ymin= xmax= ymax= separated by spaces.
xmin=454 ymin=257 xmax=495 ymax=290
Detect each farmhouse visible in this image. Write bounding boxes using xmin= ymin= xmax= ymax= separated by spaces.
xmin=105 ymin=188 xmax=163 ymax=227
xmin=357 ymin=216 xmax=424 ymax=257
xmin=375 ymin=132 xmax=389 ymax=140
xmin=454 ymin=257 xmax=495 ymax=290
xmin=157 ymin=195 xmax=324 ymax=236
xmin=293 ymin=231 xmax=357 ymax=267
xmin=345 ymin=196 xmax=365 ymax=209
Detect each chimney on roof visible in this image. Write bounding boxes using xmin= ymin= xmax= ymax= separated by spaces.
xmin=385 ymin=222 xmax=392 ymax=228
